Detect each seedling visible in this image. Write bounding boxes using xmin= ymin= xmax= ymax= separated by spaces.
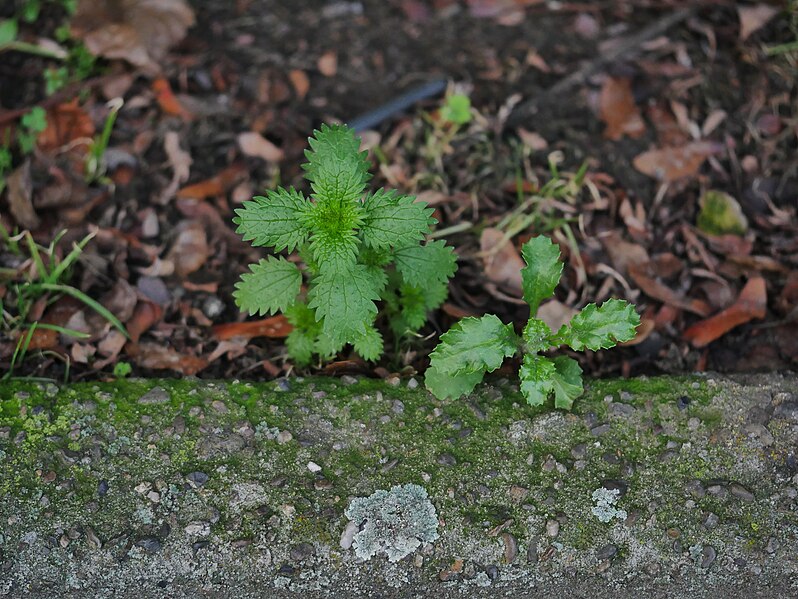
xmin=1 ymin=227 xmax=128 ymax=380
xmin=233 ymin=124 xmax=457 ymax=365
xmin=85 ymin=98 xmax=123 ymax=184
xmin=426 ymin=235 xmax=639 ymax=409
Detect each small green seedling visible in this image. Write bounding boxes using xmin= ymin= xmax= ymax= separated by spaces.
xmin=113 ymin=361 xmax=132 ymax=378
xmin=426 ymin=235 xmax=640 ymax=409
xmin=440 ymin=94 xmax=472 ymax=126
xmin=233 ymin=124 xmax=457 ymax=365
xmin=85 ymin=98 xmax=123 ymax=184
xmin=1 ymin=227 xmax=128 ymax=380
xmin=17 ymin=107 xmax=47 ymax=155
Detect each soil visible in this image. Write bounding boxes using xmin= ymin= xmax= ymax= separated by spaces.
xmin=0 ymin=0 xmax=796 ymax=381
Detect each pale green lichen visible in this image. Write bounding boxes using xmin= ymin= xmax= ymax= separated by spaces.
xmin=345 ymin=483 xmax=439 ymax=562
xmin=591 ymin=487 xmax=627 ymax=523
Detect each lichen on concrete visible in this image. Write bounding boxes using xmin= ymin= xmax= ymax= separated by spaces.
xmin=0 ymin=373 xmax=796 ymax=597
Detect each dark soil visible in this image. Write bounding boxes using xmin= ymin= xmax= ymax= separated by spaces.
xmin=0 ymin=0 xmax=796 ymax=382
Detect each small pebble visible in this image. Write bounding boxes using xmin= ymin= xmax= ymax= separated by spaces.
xmin=701 ymin=545 xmax=717 ymax=569
xmin=546 ymin=519 xmax=559 ymax=537
xmin=340 ymin=375 xmax=358 ymax=385
xmin=307 ymin=461 xmax=322 ymax=473
xmin=729 ymin=483 xmax=754 ymax=502
xmin=407 ymin=377 xmax=419 ymax=390
xmin=596 ymin=544 xmax=618 ymax=561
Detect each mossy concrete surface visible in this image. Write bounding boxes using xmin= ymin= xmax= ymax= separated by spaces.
xmin=0 ymin=373 xmax=796 ymax=598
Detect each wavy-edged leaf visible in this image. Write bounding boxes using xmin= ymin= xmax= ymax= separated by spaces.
xmin=286 ymin=328 xmax=315 ymax=366
xmin=361 ymin=189 xmax=434 ymax=249
xmin=307 ymin=263 xmax=382 ymax=346
xmin=394 ymin=240 xmax=457 ymax=287
xmin=551 ymin=356 xmax=583 ymax=410
xmin=519 ymin=354 xmax=555 ymax=406
xmin=424 ymin=365 xmax=484 ymax=401
xmin=520 ymin=236 xmax=563 ymax=314
xmin=427 ymin=314 xmax=519 ymax=381
xmin=352 ymin=325 xmax=383 ymax=361
xmin=556 ymin=299 xmax=640 ymax=351
xmin=302 ymin=123 xmax=370 ymax=203
xmin=233 ymin=187 xmax=308 ymax=251
xmin=233 ymin=256 xmax=302 ymax=316
xmin=522 ymin=318 xmax=553 ymax=354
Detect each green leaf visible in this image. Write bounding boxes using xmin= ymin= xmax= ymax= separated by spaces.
xmin=0 ymin=19 xmax=18 ymax=45
xmin=286 ymin=329 xmax=315 ymax=366
xmin=427 ymin=314 xmax=519 ymax=380
xmin=551 ymin=356 xmax=583 ymax=410
xmin=522 ymin=318 xmax=553 ymax=354
xmin=696 ymin=190 xmax=748 ymax=236
xmin=307 ymin=231 xmax=359 ymax=275
xmin=233 ymin=256 xmax=302 ymax=316
xmin=361 ymin=189 xmax=433 ymax=250
xmin=519 ymin=354 xmax=555 ymax=406
xmin=393 ymin=240 xmax=457 ymax=287
xmin=424 ymin=366 xmax=484 ymax=401
xmin=302 ymin=123 xmax=370 ymax=204
xmin=441 ymin=94 xmax=472 ymax=125
xmin=233 ymin=187 xmax=309 ymax=252
xmin=556 ymin=299 xmax=640 ymax=351
xmin=520 ymin=236 xmax=563 ymax=315
xmin=352 ymin=325 xmax=383 ymax=361
xmin=307 ymin=263 xmax=382 ymax=346
xmin=21 ymin=106 xmax=47 ymax=133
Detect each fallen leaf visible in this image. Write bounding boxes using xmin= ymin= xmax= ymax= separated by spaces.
xmin=38 ymin=100 xmax=95 ymax=154
xmin=132 ymin=341 xmax=208 ymax=375
xmin=683 ymin=277 xmax=767 ymax=347
xmin=629 ymin=262 xmax=712 ymax=316
xmin=157 ymin=130 xmax=192 ymax=204
xmin=537 ymin=300 xmax=578 ymax=333
xmin=97 ymin=329 xmax=127 ymax=358
xmin=288 ymin=69 xmax=310 ymax=100
xmin=152 ymin=77 xmax=192 ymax=120
xmin=207 ymin=339 xmax=249 ymax=363
xmin=101 ymin=279 xmax=138 ymax=323
xmin=600 ymin=231 xmax=649 ymax=276
xmin=212 ymin=315 xmax=292 ymax=340
xmin=696 ymin=190 xmax=748 ymax=236
xmin=738 ymin=4 xmax=779 ymax=41
xmin=177 ymin=163 xmax=248 ymax=199
xmin=633 ymin=142 xmax=720 ymax=182
xmin=6 ymin=160 xmax=39 ymax=229
xmin=237 ymin=132 xmax=285 ymax=162
xmin=600 ymin=77 xmax=646 ymax=141
xmin=126 ymin=300 xmax=163 ymax=343
xmin=517 ymin=128 xmax=548 ymax=150
xmin=480 ymin=228 xmax=524 ymax=296
xmin=318 ymin=51 xmax=337 ymax=77
xmin=166 ymin=221 xmax=208 ymax=278
xmin=71 ymin=0 xmax=195 ymax=72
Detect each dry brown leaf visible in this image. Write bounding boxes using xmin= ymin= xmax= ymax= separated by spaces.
xmin=683 ymin=277 xmax=767 ymax=347
xmin=71 ymin=0 xmax=195 ymax=72
xmin=38 ymin=100 xmax=95 ymax=154
xmin=212 ymin=315 xmax=292 ymax=341
xmin=152 ymin=78 xmax=193 ymax=120
xmin=167 ymin=221 xmax=208 ymax=278
xmin=628 ymin=262 xmax=712 ymax=316
xmin=237 ymin=132 xmax=285 ymax=162
xmin=480 ymin=228 xmax=524 ymax=296
xmin=6 ymin=161 xmax=39 ymax=229
xmin=288 ymin=69 xmax=310 ymax=100
xmin=317 ymin=51 xmax=338 ymax=77
xmin=633 ymin=142 xmax=721 ymax=182
xmin=738 ymin=4 xmax=779 ymax=41
xmin=517 ymin=128 xmax=548 ymax=150
xmin=157 ymin=130 xmax=192 ymax=204
xmin=600 ymin=231 xmax=649 ymax=276
xmin=537 ymin=300 xmax=578 ymax=333
xmin=126 ymin=300 xmax=163 ymax=343
xmin=600 ymin=77 xmax=646 ymax=141
xmin=177 ymin=163 xmax=248 ymax=199
xmin=132 ymin=342 xmax=208 ymax=375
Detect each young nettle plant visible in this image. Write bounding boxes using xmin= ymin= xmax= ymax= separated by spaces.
xmin=233 ymin=124 xmax=457 ymax=364
xmin=426 ymin=236 xmax=640 ymax=409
